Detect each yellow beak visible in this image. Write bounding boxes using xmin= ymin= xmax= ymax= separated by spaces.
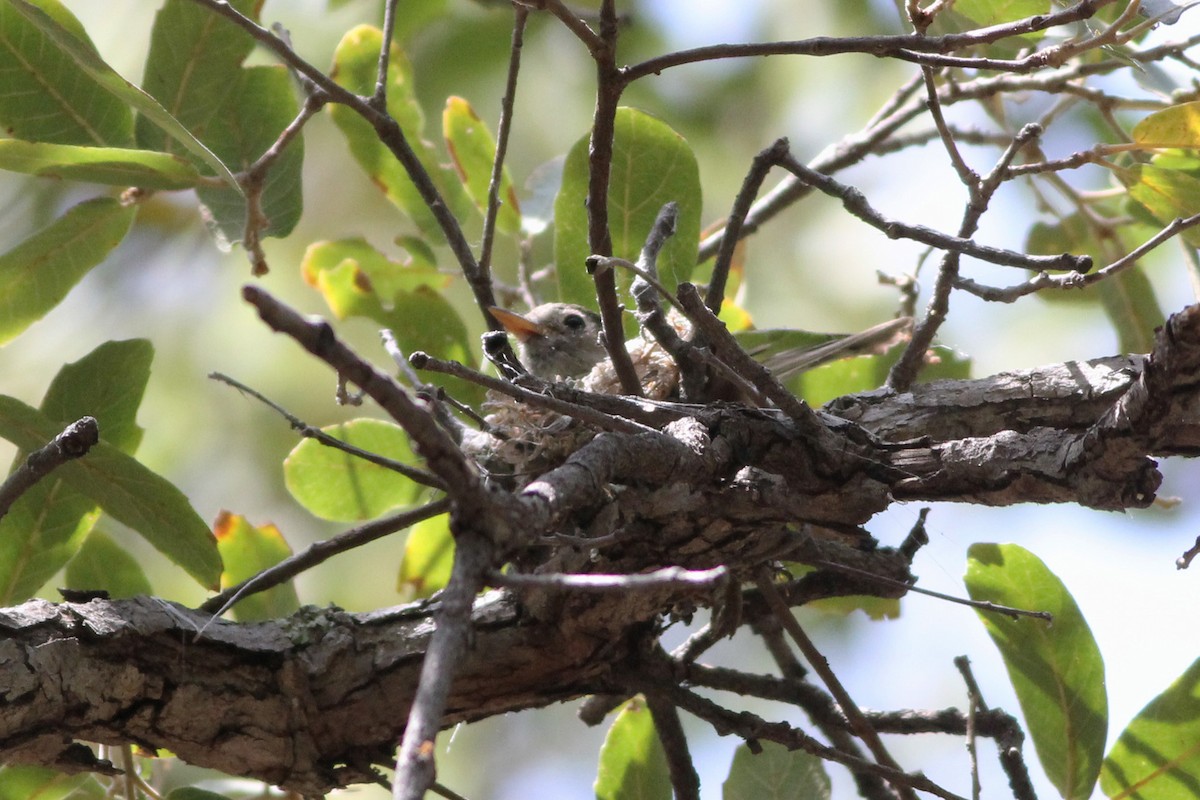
xmin=488 ymin=306 xmax=545 ymax=341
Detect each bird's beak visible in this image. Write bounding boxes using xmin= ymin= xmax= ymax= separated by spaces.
xmin=488 ymin=306 xmax=545 ymax=341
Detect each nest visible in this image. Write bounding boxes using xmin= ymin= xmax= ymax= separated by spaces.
xmin=468 ymin=328 xmax=684 ymax=484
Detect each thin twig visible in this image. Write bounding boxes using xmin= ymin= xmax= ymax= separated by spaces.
xmin=645 ymin=692 xmax=701 ymax=800
xmin=954 ymin=657 xmax=1040 ymax=800
xmin=373 ymin=0 xmax=400 ymax=107
xmin=775 ymin=152 xmax=1088 ymax=273
xmin=618 ymin=669 xmax=967 ymax=800
xmin=478 ymin=6 xmax=529 ymax=285
xmin=242 ymin=286 xmax=483 ymax=498
xmin=956 ymin=211 xmax=1200 ymax=303
xmin=0 ymin=416 xmax=98 ymax=524
xmin=585 ymin=0 xmax=642 ymax=396
xmin=676 ymin=283 xmax=814 ymax=420
xmin=809 ymin=559 xmax=1052 ymax=622
xmin=393 ymin=525 xmax=494 ymax=800
xmin=238 ymin=90 xmax=326 ymax=275
xmin=199 ymin=499 xmax=451 ymax=618
xmin=210 ymin=372 xmax=444 ymax=489
xmin=888 ymin=123 xmax=1043 ymax=391
xmin=618 ymin=1 xmax=1117 ymax=83
xmin=955 ymin=657 xmax=982 ymax=800
xmin=533 ymin=0 xmax=606 ymax=55
xmin=430 ymin=782 xmax=471 ymax=800
xmin=695 ymin=27 xmax=1200 ymax=265
xmin=1178 ymin=534 xmax=1200 ymax=569
xmin=755 ymin=568 xmax=918 ymax=800
xmin=491 ymin=565 xmax=728 ymax=592
xmin=409 ymin=351 xmax=655 ymax=435
xmin=623 ymin=203 xmax=723 ymax=401
xmin=670 ymin=621 xmax=722 ymax=664
xmin=921 ymin=66 xmax=977 ymax=187
xmin=688 ymin=648 xmax=895 ymax=800
xmin=707 ymin=138 xmax=791 ymax=315
xmin=587 ymin=255 xmax=685 ymax=315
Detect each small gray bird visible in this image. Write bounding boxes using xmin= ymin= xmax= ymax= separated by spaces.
xmin=489 ymin=303 xmax=608 ymax=379
xmin=490 ymin=302 xmax=912 ymax=385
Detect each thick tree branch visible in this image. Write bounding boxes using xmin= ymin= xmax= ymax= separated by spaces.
xmin=5 ymin=296 xmax=1200 ymax=791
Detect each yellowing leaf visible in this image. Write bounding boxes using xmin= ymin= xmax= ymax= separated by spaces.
xmin=443 ymin=96 xmax=521 ymax=235
xmin=330 ymin=26 xmax=468 ymax=237
xmin=1133 ymin=101 xmax=1200 ymax=149
xmin=1116 ymin=163 xmax=1200 ymax=248
xmin=214 ymin=511 xmax=299 ymax=621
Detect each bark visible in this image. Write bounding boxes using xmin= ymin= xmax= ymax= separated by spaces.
xmin=3 ymin=304 xmax=1199 ymax=795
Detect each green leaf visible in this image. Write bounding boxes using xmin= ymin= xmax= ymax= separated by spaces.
xmin=302 ymin=237 xmax=447 ymax=302
xmin=723 ymin=740 xmax=831 ymax=800
xmin=0 ymin=0 xmax=132 ymax=145
xmin=965 ymin=543 xmax=1107 ymax=800
xmin=41 ymin=339 xmax=151 ymax=454
xmin=397 ymin=512 xmax=453 ymax=601
xmin=3 ymin=0 xmax=237 ymax=187
xmin=0 ymin=196 xmax=136 ymax=345
xmin=0 ymin=766 xmax=103 ymax=800
xmin=0 ymin=339 xmax=150 ymax=604
xmin=329 ymin=25 xmax=469 ymax=238
xmin=214 ymin=511 xmax=299 ymax=621
xmin=283 ymin=419 xmax=424 ymax=522
xmin=0 ymin=500 xmax=96 ymax=606
xmin=594 ymin=697 xmax=671 ymax=800
xmin=555 ymin=107 xmax=701 ymax=310
xmin=1116 ymin=164 xmax=1200 ymax=247
xmin=65 ymin=529 xmax=153 ymax=599
xmin=0 ymin=140 xmax=202 ymax=189
xmin=1133 ymin=101 xmax=1200 ymax=149
xmin=1096 ymin=265 xmax=1162 ymax=355
xmin=953 ymin=0 xmax=1050 ymax=28
xmin=1101 ymin=657 xmax=1200 ymax=800
xmin=1026 ymin=211 xmax=1164 ymax=354
xmin=1026 ymin=215 xmax=1107 ymax=308
xmin=135 ymin=0 xmax=258 ymax=153
xmin=443 ymin=95 xmax=521 ymax=235
xmin=0 ymin=396 xmax=221 ymax=590
xmin=194 ymin=65 xmax=304 ymax=244
xmin=791 ymin=354 xmax=896 ymax=407
xmin=165 ymin=789 xmax=234 ymax=800
xmin=302 ymin=241 xmax=481 ymax=405
xmin=793 ymin=343 xmax=971 ymax=406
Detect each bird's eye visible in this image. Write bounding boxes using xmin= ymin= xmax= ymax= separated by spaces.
xmin=562 ymin=313 xmax=587 ymax=331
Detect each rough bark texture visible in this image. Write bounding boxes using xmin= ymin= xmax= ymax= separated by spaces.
xmin=3 ymin=305 xmax=1199 ymax=795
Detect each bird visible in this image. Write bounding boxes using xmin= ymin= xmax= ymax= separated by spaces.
xmin=490 ymin=302 xmax=911 ymax=388
xmin=488 ymin=303 xmax=608 ymax=379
